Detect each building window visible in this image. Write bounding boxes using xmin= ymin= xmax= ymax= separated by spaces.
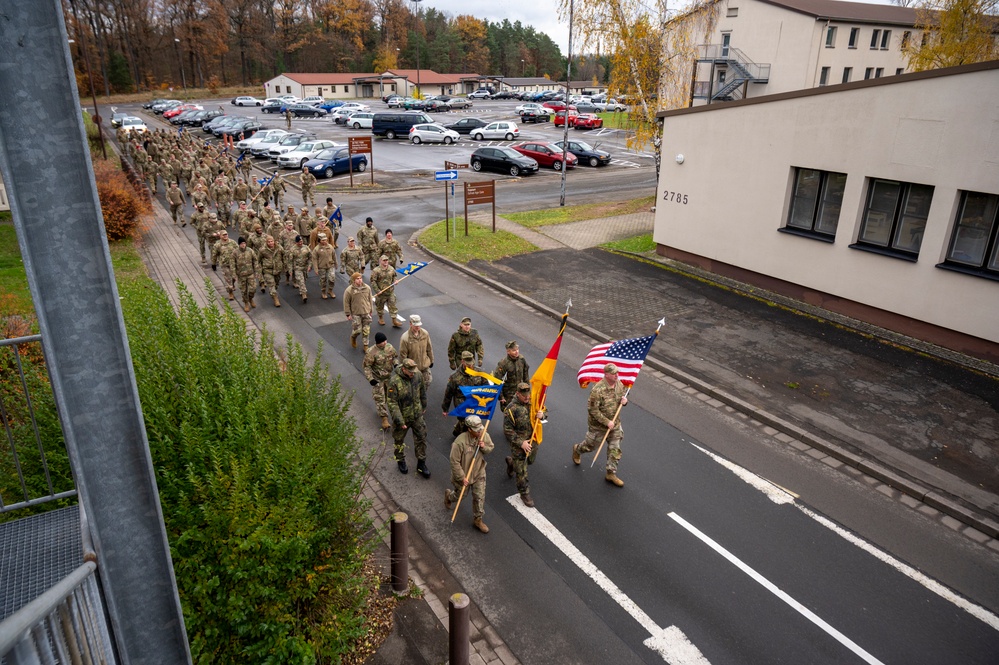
xmin=875 ymin=67 xmax=884 ymax=78
xmin=819 ymin=67 xmax=830 ymax=86
xmin=849 ymin=27 xmax=860 ymax=48
xmin=344 ymin=85 xmax=349 ymax=92
xmin=785 ymin=168 xmax=847 ymax=240
xmin=895 ymin=68 xmax=904 ymax=75
xmin=870 ymin=29 xmax=881 ymax=49
xmin=843 ymin=67 xmax=853 ymax=83
xmin=727 ymin=6 xmax=738 ymax=16
xmin=880 ymin=30 xmax=891 ymax=49
xmin=865 ymin=67 xmax=874 ymax=80
xmin=826 ymin=26 xmax=838 ymax=47
xmin=855 ymin=179 xmax=934 ymax=258
xmin=902 ymin=31 xmax=912 ymax=49
xmin=942 ymin=191 xmax=999 ymax=278
xmin=286 ymin=86 xmax=292 ymax=93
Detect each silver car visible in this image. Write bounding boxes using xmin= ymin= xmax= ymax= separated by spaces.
xmin=470 ymin=121 xmax=519 ymax=141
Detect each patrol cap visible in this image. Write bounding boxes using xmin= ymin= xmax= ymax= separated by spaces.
xmin=402 ymin=358 xmax=418 ymax=370
xmin=209 ymin=212 xmax=218 ymax=218
xmin=465 ymin=415 xmax=484 ymax=432
xmin=318 ymin=233 xmax=327 ymax=240
xmin=219 ymin=229 xmax=227 ymax=235
xmin=253 ymin=224 xmax=262 ymax=232
xmin=351 ymin=272 xmax=363 ymax=280
xmin=196 ymin=202 xmax=205 ymax=208
xmin=461 ymin=351 xmax=474 ymax=361
xmin=505 ymin=340 xmax=518 ymax=350
xmin=603 ymin=363 xmax=619 ymax=374
xmin=517 ymin=382 xmax=531 ymax=395
xmin=409 ymin=315 xmax=422 ymax=327
xmin=348 ymin=236 xmax=355 ymax=242
xmin=460 ymin=317 xmax=471 ymax=325
xmin=375 ymin=332 xmax=387 ymax=344
xmin=380 ymin=255 xmax=389 ymax=262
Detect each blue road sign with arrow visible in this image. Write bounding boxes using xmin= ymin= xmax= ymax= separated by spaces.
xmin=435 ymin=170 xmax=459 ymax=181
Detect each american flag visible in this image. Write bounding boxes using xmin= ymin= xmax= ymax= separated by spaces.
xmin=577 ymin=334 xmax=657 ymax=388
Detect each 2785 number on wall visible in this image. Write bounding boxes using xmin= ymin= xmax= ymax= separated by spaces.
xmin=662 ymin=191 xmax=688 ymax=205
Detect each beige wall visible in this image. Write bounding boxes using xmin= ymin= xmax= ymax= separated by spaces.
xmin=655 ymin=67 xmax=999 ymax=344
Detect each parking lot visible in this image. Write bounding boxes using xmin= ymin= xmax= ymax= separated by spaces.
xmin=123 ymin=98 xmax=655 ymax=186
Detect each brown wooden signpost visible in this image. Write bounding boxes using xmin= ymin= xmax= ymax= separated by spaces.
xmin=348 ymin=136 xmax=373 ymax=187
xmin=464 ymin=181 xmax=496 ymax=235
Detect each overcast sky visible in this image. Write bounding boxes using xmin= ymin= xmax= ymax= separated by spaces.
xmin=422 ymin=0 xmax=894 ymax=56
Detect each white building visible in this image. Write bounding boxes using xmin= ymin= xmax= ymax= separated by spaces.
xmin=654 ymin=60 xmax=999 ymax=363
xmin=263 ymin=70 xmax=479 ymax=100
xmin=694 ymin=0 xmax=919 ymax=104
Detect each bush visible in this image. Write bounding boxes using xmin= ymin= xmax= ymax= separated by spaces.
xmin=93 ymin=160 xmax=149 ymax=241
xmin=119 ymin=280 xmax=376 ymax=663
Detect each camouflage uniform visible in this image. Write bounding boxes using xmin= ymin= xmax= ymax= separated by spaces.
xmin=230 ymin=244 xmax=260 ymax=311
xmin=200 ymin=214 xmax=225 ymax=264
xmin=249 ymin=179 xmax=263 ymax=214
xmin=343 ymin=278 xmax=373 ymax=348
xmin=271 ymin=174 xmax=287 ymax=209
xmin=340 ymin=242 xmax=365 ymax=276
xmin=247 ymin=228 xmax=268 ymax=256
xmin=441 ymin=358 xmax=487 ymax=436
xmin=356 ymin=222 xmax=380 ymax=269
xmin=363 ymin=341 xmax=398 ymax=421
xmin=211 ymin=236 xmax=238 ymax=299
xmin=386 ymin=364 xmax=428 ymax=466
xmin=233 ymin=179 xmax=249 ymax=203
xmin=289 ymin=241 xmax=312 ymax=301
xmin=493 ymin=347 xmax=530 ymax=405
xmin=448 ymin=325 xmax=485 ymax=370
xmin=258 ymin=240 xmax=285 ymax=303
xmin=447 ymin=427 xmax=494 ymax=522
xmin=300 ymin=170 xmax=317 ymax=207
xmin=296 ymin=210 xmax=316 ymax=238
xmin=574 ymin=376 xmax=627 ymax=474
xmin=370 ymin=262 xmax=399 ymax=326
xmin=504 ymin=388 xmax=537 ymax=501
xmin=377 ymin=236 xmax=404 ymax=267
xmin=166 ymin=184 xmax=185 ymax=224
xmin=212 ymin=179 xmax=233 ymax=223
xmin=312 ymin=239 xmax=336 ymax=298
xmin=399 ymin=323 xmax=434 ymax=387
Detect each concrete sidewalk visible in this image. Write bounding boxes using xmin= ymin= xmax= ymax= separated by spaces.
xmin=449 ymin=210 xmax=999 ymax=545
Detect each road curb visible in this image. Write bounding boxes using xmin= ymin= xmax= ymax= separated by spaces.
xmin=415 ymin=237 xmax=999 ymax=541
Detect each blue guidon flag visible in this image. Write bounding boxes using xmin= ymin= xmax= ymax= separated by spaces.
xmin=328 ymin=205 xmax=343 ymax=226
xmin=396 ymin=261 xmax=428 ymax=277
xmin=447 ymin=384 xmax=502 ymax=421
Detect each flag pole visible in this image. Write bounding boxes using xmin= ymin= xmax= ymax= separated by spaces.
xmin=450 ymin=417 xmax=490 ymax=523
xmin=529 ymin=298 xmax=571 ymax=447
xmin=372 ymin=261 xmax=434 ymax=298
xmin=588 ymin=317 xmax=665 ymax=468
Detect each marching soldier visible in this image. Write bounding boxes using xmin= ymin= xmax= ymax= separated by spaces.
xmin=494 ymin=341 xmax=530 ymax=406
xmin=301 ymin=166 xmax=317 ymax=208
xmin=230 ymin=236 xmax=260 ymax=313
xmin=289 ymin=235 xmax=313 ymax=304
xmin=400 ymin=314 xmax=434 ymax=387
xmin=340 ymin=236 xmax=365 ymax=277
xmin=258 ymin=234 xmax=285 ymax=307
xmin=363 ymin=332 xmax=397 ymax=430
xmin=311 ymin=233 xmax=337 ymax=300
xmin=444 ymin=415 xmax=493 ymax=533
xmin=370 ymin=255 xmax=400 ymax=327
xmin=166 ymin=181 xmax=186 ymax=225
xmin=572 ymin=363 xmax=628 ymax=488
xmin=377 ymin=229 xmax=403 ymax=267
xmin=343 ymin=271 xmax=373 ymax=350
xmin=387 ymin=358 xmax=430 ymax=478
xmin=448 ymin=317 xmax=485 ymax=370
xmin=211 ymin=229 xmax=238 ymax=301
xmin=271 ymin=172 xmax=287 ymax=209
xmin=200 ymin=212 xmax=225 ymax=265
xmin=356 ymin=216 xmax=380 ymax=270
xmin=504 ymin=382 xmax=537 ymax=507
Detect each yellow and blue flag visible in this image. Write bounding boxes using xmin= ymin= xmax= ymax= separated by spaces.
xmin=328 ymin=204 xmax=343 ymax=226
xmin=396 ymin=261 xmax=429 ymax=276
xmin=447 ymin=384 xmax=501 ymax=421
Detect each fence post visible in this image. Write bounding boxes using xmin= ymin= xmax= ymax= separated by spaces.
xmin=390 ymin=512 xmax=409 ymax=595
xmin=449 ymin=593 xmax=470 ymax=665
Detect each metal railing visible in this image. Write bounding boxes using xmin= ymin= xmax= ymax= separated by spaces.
xmin=0 ymin=562 xmax=116 ymax=664
xmin=696 ymin=44 xmax=772 ymax=81
xmin=0 ymin=335 xmax=75 ymax=514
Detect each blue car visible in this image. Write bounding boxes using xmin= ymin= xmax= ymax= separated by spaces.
xmin=304 ymin=147 xmax=368 ymax=178
xmin=318 ymin=100 xmax=345 ymax=111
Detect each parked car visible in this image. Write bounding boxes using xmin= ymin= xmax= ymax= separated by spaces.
xmin=401 ymin=98 xmax=427 ymax=110
xmin=409 ymin=123 xmax=460 ymax=145
xmin=202 ymin=115 xmax=235 ymax=133
xmin=287 ymin=103 xmax=328 ymax=118
xmin=424 ymin=99 xmax=452 ymax=112
xmin=347 ymin=112 xmax=375 ymax=129
xmin=232 ymin=96 xmax=264 ymax=106
xmin=120 ymin=117 xmax=148 ymax=134
xmin=277 ymin=139 xmax=339 ymax=168
xmin=470 ymin=121 xmax=519 ymax=141
xmin=237 ymin=128 xmax=288 ymax=152
xmin=520 ymin=108 xmax=550 ymax=123
xmin=183 ymin=110 xmax=221 ymax=127
xmin=301 ymin=96 xmax=325 ymax=105
xmin=163 ymin=104 xmax=202 ymax=119
xmin=553 ymin=139 xmax=611 ymax=167
xmin=490 ymin=91 xmax=519 ymax=100
xmin=330 ymin=108 xmax=357 ymax=125
xmin=553 ymin=109 xmax=580 ymax=128
xmin=250 ymin=133 xmax=288 ymax=157
xmin=470 ymin=147 xmax=538 ymax=176
xmin=218 ymin=120 xmax=264 ymax=140
xmin=278 ymin=95 xmax=299 ymax=103
xmin=594 ymin=98 xmax=628 ymax=112
xmin=385 ymin=96 xmax=405 ymax=108
xmin=516 ymin=102 xmax=545 ymax=114
xmin=318 ymin=100 xmax=345 ymax=111
xmin=468 ymin=89 xmax=492 ymax=100
xmin=512 ymin=141 xmax=577 ymax=171
xmin=266 ymin=133 xmax=318 ymax=161
xmin=574 ymin=103 xmax=599 ymax=114
xmin=207 ymin=116 xmax=251 ymax=135
xmin=573 ymin=113 xmax=603 ymax=130
xmin=447 ymin=97 xmax=473 ymax=109
xmin=339 ymin=102 xmax=371 ymax=113
xmin=305 ymin=147 xmax=368 ymax=178
xmin=261 ymin=100 xmax=284 ymax=113
xmin=383 ymin=93 xmax=401 ymax=103
xmin=372 ymin=111 xmax=433 ymax=139
xmin=169 ymin=109 xmax=201 ymax=125
xmin=444 ymin=117 xmax=488 ymax=135
xmin=151 ymin=99 xmax=182 ymax=114
xmin=142 ymin=98 xmax=166 ymax=110
xmin=110 ymin=111 xmax=129 ymax=128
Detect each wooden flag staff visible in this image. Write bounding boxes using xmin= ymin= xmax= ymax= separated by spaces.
xmin=450 ymin=418 xmax=491 ymax=523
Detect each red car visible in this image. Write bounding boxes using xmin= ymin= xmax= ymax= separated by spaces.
xmin=553 ymin=110 xmax=579 ymax=128
xmin=542 ymin=101 xmax=577 ymax=113
xmin=574 ymin=113 xmax=603 ymax=130
xmin=512 ymin=141 xmax=578 ymax=171
xmin=163 ymin=104 xmax=201 ymax=119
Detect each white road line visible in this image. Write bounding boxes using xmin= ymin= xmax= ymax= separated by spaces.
xmin=506 ymin=495 xmax=711 ymax=664
xmin=669 ymin=512 xmax=886 ymax=665
xmin=689 ymin=442 xmax=999 ymax=632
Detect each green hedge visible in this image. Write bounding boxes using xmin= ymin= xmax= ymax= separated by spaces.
xmin=119 ymin=279 xmax=375 ymax=663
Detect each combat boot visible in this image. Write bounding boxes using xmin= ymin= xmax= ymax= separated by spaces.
xmin=362 ymin=343 xmax=368 ymax=353
xmin=397 ymin=460 xmax=408 ymax=474
xmin=321 ymin=290 xmax=328 ymax=300
xmin=302 ymin=293 xmax=308 ymax=304
xmin=505 ymin=456 xmax=514 ymax=478
xmin=473 ymin=518 xmax=489 ymax=534
xmin=381 ymin=416 xmax=390 ymax=430
xmin=350 ymin=334 xmax=358 ymax=349
xmin=272 ymin=293 xmax=281 ymax=307
xmin=416 ymin=459 xmax=430 ymax=479
xmin=227 ymin=289 xmax=235 ymax=301
xmin=444 ymin=489 xmax=454 ymax=510
xmin=520 ymin=492 xmax=534 ymax=508
xmin=572 ymin=444 xmax=581 ymax=466
xmin=605 ymin=472 xmax=624 ymax=487
xmin=242 ymin=301 xmax=250 ymax=313
xmin=392 ymin=318 xmax=402 ymax=328
xmin=250 ymin=297 xmax=256 ymax=308
xmin=378 ymin=314 xmax=385 ymax=325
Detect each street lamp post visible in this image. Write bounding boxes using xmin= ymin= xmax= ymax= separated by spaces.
xmin=411 ymin=0 xmax=422 ymax=97
xmin=173 ymin=38 xmax=187 ymax=91
xmin=521 ymin=59 xmax=525 ymax=76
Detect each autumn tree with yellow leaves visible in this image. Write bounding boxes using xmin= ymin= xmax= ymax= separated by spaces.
xmin=559 ymin=0 xmax=721 ymax=177
xmin=902 ymin=0 xmax=999 ymax=71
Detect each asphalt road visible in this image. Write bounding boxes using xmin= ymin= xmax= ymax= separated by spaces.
xmin=112 ymin=107 xmax=999 ymax=663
